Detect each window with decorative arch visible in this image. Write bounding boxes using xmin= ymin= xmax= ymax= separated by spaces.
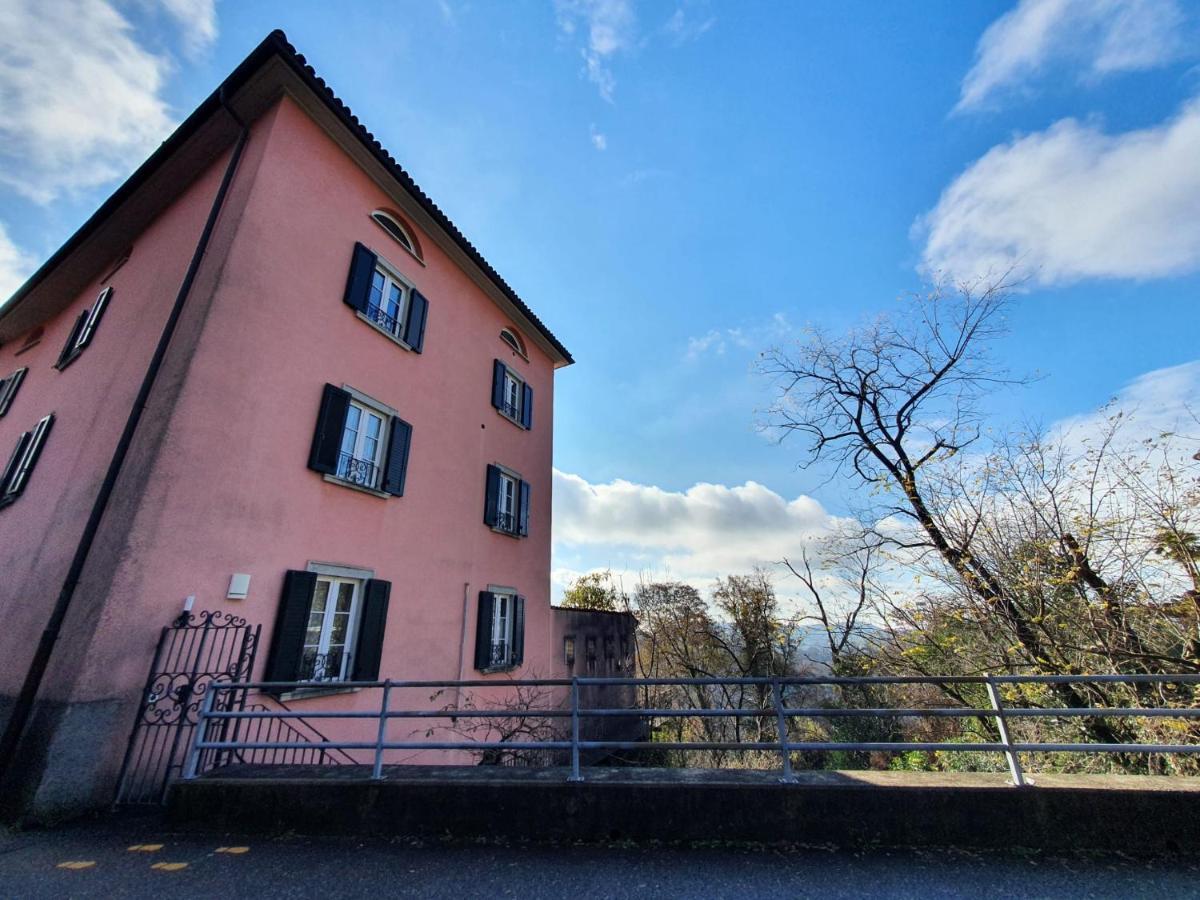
xmin=499 ymin=328 xmax=526 ymax=358
xmin=370 ymin=210 xmax=421 ymax=260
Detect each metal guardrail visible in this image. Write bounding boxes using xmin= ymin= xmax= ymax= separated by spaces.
xmin=184 ymin=674 xmax=1200 ymax=788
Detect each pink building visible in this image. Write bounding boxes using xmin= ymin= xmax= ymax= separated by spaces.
xmin=0 ymin=32 xmax=578 ymax=820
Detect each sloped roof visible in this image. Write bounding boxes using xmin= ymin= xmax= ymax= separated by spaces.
xmin=1 ymin=30 xmax=573 ymax=364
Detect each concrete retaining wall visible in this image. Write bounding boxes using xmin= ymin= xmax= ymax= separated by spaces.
xmin=166 ymin=767 xmax=1200 ymax=853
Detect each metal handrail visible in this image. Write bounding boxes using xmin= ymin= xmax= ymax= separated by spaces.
xmin=183 ymin=673 xmax=1200 ymax=788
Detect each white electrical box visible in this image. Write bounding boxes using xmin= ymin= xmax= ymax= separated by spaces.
xmin=227 ymin=573 xmax=251 ymax=600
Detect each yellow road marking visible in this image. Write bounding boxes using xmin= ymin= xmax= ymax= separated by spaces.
xmin=56 ymin=861 xmax=96 ymax=870
xmin=150 ymin=862 xmax=189 ymax=871
xmin=215 ymin=846 xmax=249 ymax=854
xmin=127 ymin=844 xmax=164 ymax=852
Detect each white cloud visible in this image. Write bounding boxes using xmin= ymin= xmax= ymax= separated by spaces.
xmin=663 ymin=5 xmax=715 ymax=45
xmin=917 ymin=97 xmax=1200 ymax=285
xmin=589 ymin=123 xmax=608 ymax=151
xmin=555 ymin=0 xmax=636 ymax=102
xmin=0 ymin=0 xmax=178 ymax=204
xmin=0 ymin=221 xmax=34 ymax=303
xmin=685 ymin=312 xmax=793 ymax=361
xmin=1050 ymin=360 xmax=1200 ymax=455
xmin=552 ymin=469 xmax=845 ymax=589
xmin=158 ymin=0 xmax=217 ymax=56
xmin=957 ymin=0 xmax=1186 ymax=112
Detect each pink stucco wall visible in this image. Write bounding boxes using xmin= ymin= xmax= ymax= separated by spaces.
xmin=1 ymin=93 xmax=562 ymax=803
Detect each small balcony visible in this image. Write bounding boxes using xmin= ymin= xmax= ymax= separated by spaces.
xmin=337 ymin=452 xmax=379 ymax=490
xmin=488 ymin=641 xmax=511 ymax=668
xmin=364 ymin=302 xmax=401 ymax=337
xmin=299 ymin=648 xmax=349 ymax=683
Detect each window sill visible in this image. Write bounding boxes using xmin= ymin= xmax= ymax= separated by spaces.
xmin=356 ymin=311 xmax=414 ymax=351
xmin=495 ymin=408 xmax=529 ymax=430
xmin=279 ymin=684 xmax=362 ymax=702
xmin=323 ymin=473 xmax=391 ymax=499
xmin=479 ymin=664 xmax=519 ymax=675
xmin=490 ymin=524 xmax=524 ymax=539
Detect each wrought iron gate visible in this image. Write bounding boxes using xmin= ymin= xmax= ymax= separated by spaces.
xmin=115 ymin=609 xmax=259 ymax=805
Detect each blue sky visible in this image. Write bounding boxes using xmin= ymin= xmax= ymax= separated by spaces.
xmin=2 ymin=1 xmax=1198 ymax=597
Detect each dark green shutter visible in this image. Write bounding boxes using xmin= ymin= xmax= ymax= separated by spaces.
xmin=352 ymin=579 xmax=391 ymax=680
xmin=308 ymin=383 xmax=351 ymax=475
xmin=55 ymin=311 xmax=88 ymax=368
xmin=474 ymin=591 xmax=496 ymax=670
xmin=512 ymin=596 xmax=526 ymax=667
xmin=264 ymin=570 xmax=317 ymax=685
xmin=483 ymin=464 xmax=501 ymax=526
xmin=343 ymin=242 xmax=377 ymax=314
xmin=403 ymin=289 xmax=428 ymax=352
xmin=517 ymin=480 xmax=530 ymax=537
xmin=381 ymin=417 xmax=412 ymax=496
xmin=491 ymin=360 xmax=506 ymax=410
xmin=520 ymin=383 xmax=533 ymax=430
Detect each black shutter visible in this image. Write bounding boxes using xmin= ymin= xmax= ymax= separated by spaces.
xmin=403 ymin=289 xmax=428 ymax=352
xmin=3 ymin=415 xmax=53 ymax=499
xmin=1 ymin=431 xmax=31 ymax=497
xmin=77 ymin=286 xmax=113 ymax=349
xmin=474 ymin=591 xmax=496 ymax=670
xmin=520 ymin=383 xmax=533 ymax=430
xmin=308 ymin=383 xmax=351 ymax=475
xmin=56 ymin=311 xmax=88 ymax=368
xmin=483 ymin=464 xmax=501 ymax=526
xmin=264 ymin=570 xmax=317 ymax=685
xmin=380 ymin=417 xmax=413 ymax=496
xmin=518 ymin=480 xmax=531 ymax=537
xmin=352 ymin=579 xmax=391 ymax=680
xmin=343 ymin=242 xmax=377 ymax=314
xmin=511 ymin=596 xmax=526 ymax=667
xmin=0 ymin=367 xmax=26 ymax=417
xmin=491 ymin=360 xmax=506 ymax=411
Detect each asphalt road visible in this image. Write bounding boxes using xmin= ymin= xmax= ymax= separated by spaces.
xmin=1 ymin=813 xmax=1197 ymax=899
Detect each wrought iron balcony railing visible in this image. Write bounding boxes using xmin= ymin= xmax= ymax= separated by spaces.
xmin=494 ymin=511 xmax=517 ymax=533
xmin=364 ymin=303 xmax=401 ymax=337
xmin=337 ymin=453 xmax=379 ymax=489
xmin=298 ymin=648 xmax=348 ymax=683
xmin=489 ymin=641 xmax=512 ymax=668
xmin=501 ymin=400 xmax=520 ymax=420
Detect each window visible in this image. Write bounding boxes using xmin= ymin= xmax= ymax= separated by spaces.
xmin=300 ymin=576 xmax=361 ymax=682
xmin=56 ymin=287 xmax=113 ymax=370
xmin=499 ymin=328 xmax=526 ymax=357
xmin=474 ymin=590 xmax=525 ymax=671
xmin=491 ymin=359 xmax=533 ymax=429
xmin=264 ymin=569 xmax=392 ymax=688
xmin=309 ymin=383 xmax=413 ymax=497
xmin=343 ymin=242 xmax=429 ymax=353
xmin=337 ymin=399 xmax=387 ymax=490
xmin=585 ymin=636 xmax=597 ymax=675
xmin=1 ymin=414 xmax=54 ymax=509
xmin=0 ymin=367 xmax=27 ymax=417
xmin=484 ymin=464 xmax=530 ymax=537
xmin=365 ymin=266 xmax=410 ymax=339
xmin=371 ymin=210 xmax=420 ymax=259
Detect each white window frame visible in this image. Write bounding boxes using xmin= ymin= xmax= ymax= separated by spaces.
xmin=336 ymin=398 xmax=388 ymax=491
xmin=497 ymin=471 xmax=518 ymax=533
xmin=365 ymin=262 xmax=411 ymax=340
xmin=490 ymin=591 xmax=516 ymax=667
xmin=301 ymin=575 xmax=363 ymax=683
xmin=501 ymin=368 xmax=524 ymax=423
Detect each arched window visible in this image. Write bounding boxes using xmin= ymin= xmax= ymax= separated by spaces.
xmin=371 ymin=210 xmax=420 ymax=259
xmin=499 ymin=328 xmax=526 ymax=357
